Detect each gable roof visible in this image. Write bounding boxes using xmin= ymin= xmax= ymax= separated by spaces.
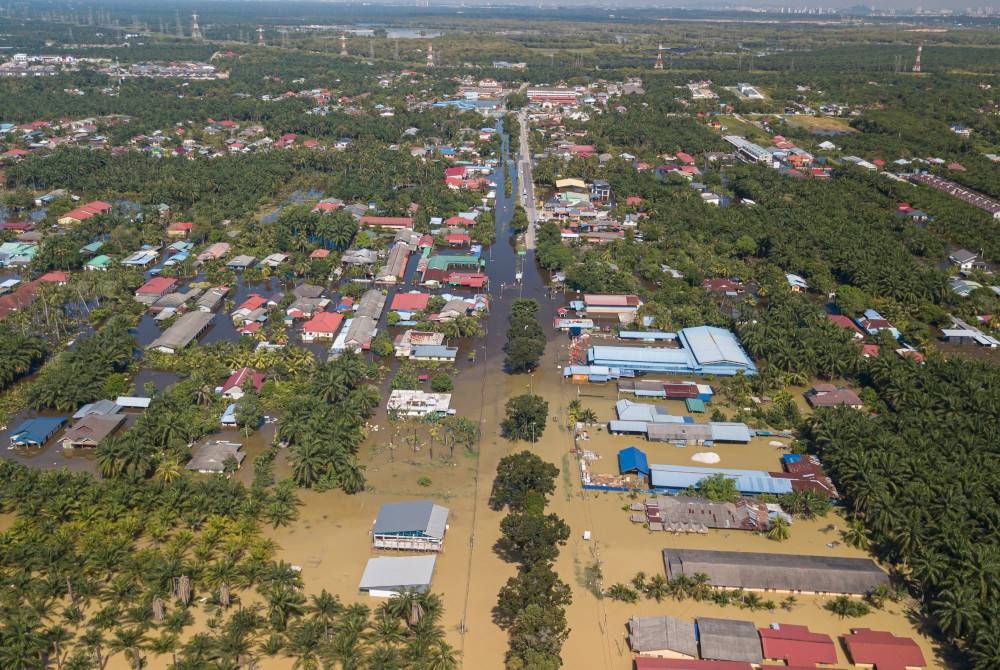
xmin=758 ymin=624 xmax=837 ymax=666
xmin=303 ymin=311 xmax=344 ymax=334
xmin=221 ymin=367 xmax=264 ymax=394
xmin=696 ymin=618 xmax=763 ymax=664
xmin=843 ymin=628 xmax=926 ymax=670
xmin=627 ymin=615 xmax=698 ymax=657
xmin=618 ymin=446 xmax=649 ymax=475
xmin=373 ymin=500 xmax=450 ymax=539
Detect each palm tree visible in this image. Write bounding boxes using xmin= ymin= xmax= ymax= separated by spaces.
xmin=154 ymin=456 xmax=184 ymax=484
xmin=147 ymin=633 xmax=179 ymax=667
xmin=309 ymin=590 xmax=343 ymax=641
xmin=421 ymin=640 xmax=459 ymax=670
xmin=108 ymin=628 xmax=148 ymax=670
xmin=263 ymin=582 xmax=306 ymax=631
xmin=767 ymin=516 xmax=791 ymax=542
xmin=842 ymin=518 xmax=870 ymax=549
xmin=644 ymin=574 xmax=668 ymax=602
xmin=290 ymin=438 xmax=330 ymax=487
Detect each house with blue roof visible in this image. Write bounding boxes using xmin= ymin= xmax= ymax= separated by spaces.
xmin=9 ymin=416 xmax=67 ymax=447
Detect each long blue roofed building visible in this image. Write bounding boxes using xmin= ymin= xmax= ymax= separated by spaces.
xmin=585 ymin=326 xmax=756 ymax=377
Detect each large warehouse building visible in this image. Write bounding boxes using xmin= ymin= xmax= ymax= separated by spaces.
xmin=587 ymin=326 xmax=756 ymax=377
xmin=663 ymin=548 xmax=888 ymax=595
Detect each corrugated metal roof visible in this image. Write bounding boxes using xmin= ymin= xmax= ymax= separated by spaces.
xmin=650 ymin=464 xmax=792 ymax=494
xmin=591 ymin=346 xmax=690 ymax=365
xmin=710 ymin=423 xmax=752 ymax=442
xmin=374 ymin=500 xmax=449 ymax=539
xmin=618 ymin=446 xmax=649 ymax=475
xmin=680 ymin=326 xmax=755 ymax=369
xmin=609 ymin=420 xmax=650 ymax=433
xmin=358 ymin=555 xmax=436 ymax=592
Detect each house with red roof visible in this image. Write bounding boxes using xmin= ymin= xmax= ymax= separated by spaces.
xmin=239 ymin=321 xmax=262 ymax=336
xmin=135 ymin=277 xmax=177 ymax=303
xmin=359 ymin=216 xmax=413 ymax=230
xmin=312 ymin=199 xmax=342 ymax=214
xmin=626 ymin=196 xmax=644 ymax=207
xmin=220 ymin=367 xmax=265 ymax=399
xmin=38 ymin=271 xmax=68 ymax=285
xmin=167 ymin=221 xmax=193 ymax=238
xmin=446 ymin=272 xmax=487 ymax=288
xmin=0 ymin=280 xmax=40 ymax=320
xmin=633 ymin=659 xmax=751 ymax=670
xmin=676 ymin=151 xmax=695 ymax=165
xmin=582 ymin=294 xmax=642 ymax=318
xmin=568 ymin=144 xmax=595 ymax=157
xmin=703 ymin=278 xmax=745 ymax=295
xmin=445 ymin=215 xmax=476 ymax=228
xmin=827 ymin=314 xmax=864 ymax=338
xmin=390 ymin=292 xmax=430 ymax=315
xmin=237 ymin=294 xmax=268 ymax=312
xmin=446 ymin=233 xmax=471 ymax=247
xmin=758 ymin=624 xmax=837 ymax=667
xmin=309 ymin=248 xmax=331 ymax=259
xmin=843 ymin=628 xmax=926 ymax=670
xmin=301 ymin=311 xmax=344 ymax=342
xmin=58 ymin=201 xmax=113 ymax=226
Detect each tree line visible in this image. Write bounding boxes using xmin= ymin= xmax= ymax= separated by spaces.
xmin=489 ymin=451 xmax=571 ymax=670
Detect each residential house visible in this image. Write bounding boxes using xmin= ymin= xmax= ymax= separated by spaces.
xmin=187 ymin=440 xmax=245 ymax=474
xmin=57 ymin=200 xmax=112 ymax=225
xmin=785 ymin=273 xmax=808 ymax=292
xmin=394 ymin=330 xmax=444 ymax=357
xmin=61 ymin=414 xmax=126 ymax=448
xmin=85 ymin=254 xmax=112 ymax=271
xmin=372 ymin=500 xmax=450 ymax=552
xmin=135 ymin=277 xmax=178 ymax=304
xmin=949 ymin=248 xmax=980 ymax=273
xmin=410 ymin=345 xmax=458 ymax=362
xmin=857 ymin=309 xmax=900 ymax=339
xmin=359 ymin=215 xmax=413 ymax=230
xmin=391 ymin=292 xmax=430 ymax=318
xmin=220 ymin=367 xmax=265 ymax=399
xmin=301 ymin=311 xmax=344 ymax=342
xmin=167 ymin=221 xmax=193 ymax=238
xmin=805 ymin=384 xmax=863 ymax=409
xmin=387 ymin=390 xmax=453 ymax=417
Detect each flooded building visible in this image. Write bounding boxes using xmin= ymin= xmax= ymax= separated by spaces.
xmin=372 ymin=500 xmax=449 ymax=551
xmin=147 ymin=311 xmax=214 ymax=354
xmin=358 ymin=555 xmax=437 ymax=597
xmin=663 ymin=549 xmax=888 ymax=595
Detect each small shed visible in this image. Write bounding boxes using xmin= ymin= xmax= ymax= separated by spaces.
xmin=685 ymin=398 xmax=706 ymax=413
xmin=618 ymin=446 xmax=650 ymax=476
xmin=358 ymin=555 xmax=437 ymax=597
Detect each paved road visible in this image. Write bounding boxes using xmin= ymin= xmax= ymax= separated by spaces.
xmin=516 ymin=109 xmax=538 ymax=249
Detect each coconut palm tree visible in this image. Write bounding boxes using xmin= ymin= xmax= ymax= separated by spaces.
xmin=290 ymin=438 xmax=330 ymax=488
xmin=421 ymin=640 xmax=459 ymax=670
xmin=644 ymin=574 xmax=668 ymax=603
xmin=766 ymin=516 xmax=791 ymax=542
xmin=308 ymin=590 xmax=343 ymax=642
xmin=108 ymin=628 xmax=148 ymax=670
